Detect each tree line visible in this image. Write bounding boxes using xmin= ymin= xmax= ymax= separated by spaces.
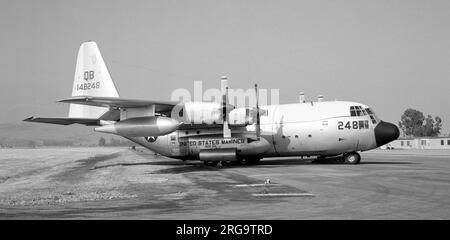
xmin=398 ymin=108 xmax=443 ymax=137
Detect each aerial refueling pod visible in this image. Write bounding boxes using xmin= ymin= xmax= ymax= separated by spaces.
xmin=94 ymin=116 xmax=180 ymax=137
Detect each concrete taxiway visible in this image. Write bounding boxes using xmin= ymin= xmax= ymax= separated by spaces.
xmin=0 ymin=147 xmax=449 ymax=219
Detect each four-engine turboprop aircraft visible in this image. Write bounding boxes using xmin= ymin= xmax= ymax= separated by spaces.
xmin=24 ymin=41 xmax=400 ymax=166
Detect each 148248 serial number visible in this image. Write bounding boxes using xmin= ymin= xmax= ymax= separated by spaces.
xmin=77 ymin=82 xmax=100 ymax=91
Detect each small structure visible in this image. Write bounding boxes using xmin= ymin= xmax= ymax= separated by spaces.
xmin=382 ymin=137 xmax=450 ymax=150
xmin=299 ymin=92 xmax=306 ymax=103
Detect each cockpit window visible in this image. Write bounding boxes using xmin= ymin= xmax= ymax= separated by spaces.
xmin=350 ymin=106 xmax=368 ymax=117
xmin=356 ymin=107 xmax=363 ymax=116
xmin=365 ymin=108 xmax=380 ymax=124
xmin=350 ymin=106 xmax=356 ymax=116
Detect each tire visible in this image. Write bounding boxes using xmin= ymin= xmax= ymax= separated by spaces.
xmin=221 ymin=160 xmax=234 ymax=166
xmin=344 ymin=152 xmax=361 ymax=164
xmin=204 ymin=161 xmax=218 ymax=166
xmin=245 ymin=157 xmax=261 ymax=165
xmin=312 ymin=156 xmax=326 ymax=163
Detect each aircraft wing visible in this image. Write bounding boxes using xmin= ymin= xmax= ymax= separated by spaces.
xmin=23 ymin=117 xmax=100 ymax=126
xmin=59 ymin=96 xmax=178 ymax=112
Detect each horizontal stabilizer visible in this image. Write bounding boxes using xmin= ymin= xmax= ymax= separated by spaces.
xmin=59 ymin=96 xmax=177 ymax=112
xmin=23 ymin=117 xmax=100 ymax=126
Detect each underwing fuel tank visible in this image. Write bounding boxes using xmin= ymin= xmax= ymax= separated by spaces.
xmin=95 ymin=116 xmax=180 ymax=137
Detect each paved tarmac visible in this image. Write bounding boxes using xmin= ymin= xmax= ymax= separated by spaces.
xmin=0 ymin=148 xmax=449 ymax=219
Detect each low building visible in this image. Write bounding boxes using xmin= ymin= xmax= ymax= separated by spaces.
xmin=382 ymin=137 xmax=450 ymax=150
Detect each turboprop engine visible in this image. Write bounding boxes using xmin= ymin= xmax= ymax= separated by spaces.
xmin=95 ymin=116 xmax=180 ymax=137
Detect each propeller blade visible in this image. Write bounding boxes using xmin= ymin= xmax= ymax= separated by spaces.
xmin=221 ymin=76 xmax=231 ymax=138
xmin=255 ymin=83 xmax=261 ymax=140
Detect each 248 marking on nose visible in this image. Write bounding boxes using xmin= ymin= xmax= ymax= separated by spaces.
xmin=338 ymin=120 xmax=369 ymax=130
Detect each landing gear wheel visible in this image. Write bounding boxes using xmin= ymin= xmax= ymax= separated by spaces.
xmin=221 ymin=160 xmax=234 ymax=166
xmin=204 ymin=161 xmax=218 ymax=167
xmin=343 ymin=152 xmax=361 ymax=164
xmin=235 ymin=157 xmax=244 ymax=165
xmin=245 ymin=157 xmax=261 ymax=165
xmin=312 ymin=156 xmax=325 ymax=163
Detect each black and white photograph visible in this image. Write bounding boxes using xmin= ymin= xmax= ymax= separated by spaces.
xmin=0 ymin=0 xmax=449 ymax=225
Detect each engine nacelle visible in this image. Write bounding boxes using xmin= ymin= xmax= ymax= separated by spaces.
xmin=95 ymin=116 xmax=180 ymax=137
xmin=180 ymin=102 xmax=234 ymax=125
xmin=228 ymin=107 xmax=258 ymax=125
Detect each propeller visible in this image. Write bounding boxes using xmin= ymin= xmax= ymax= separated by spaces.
xmin=221 ymin=76 xmax=231 ymax=138
xmin=254 ymin=83 xmax=261 ymax=141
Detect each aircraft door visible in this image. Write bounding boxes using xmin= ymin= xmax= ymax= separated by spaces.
xmin=168 ymin=132 xmax=188 ymax=156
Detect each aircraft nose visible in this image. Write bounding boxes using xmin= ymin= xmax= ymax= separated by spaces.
xmin=374 ymin=121 xmax=400 ymax=147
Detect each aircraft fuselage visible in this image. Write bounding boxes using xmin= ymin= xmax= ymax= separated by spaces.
xmin=128 ymin=101 xmax=399 ymax=161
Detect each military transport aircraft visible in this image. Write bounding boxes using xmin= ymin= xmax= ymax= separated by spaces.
xmin=24 ymin=41 xmax=399 ymax=166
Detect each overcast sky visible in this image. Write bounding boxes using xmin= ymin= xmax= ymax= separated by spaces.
xmin=1 ymin=0 xmax=449 ymax=133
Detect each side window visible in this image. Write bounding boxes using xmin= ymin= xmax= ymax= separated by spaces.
xmin=359 ymin=120 xmax=364 ymax=129
xmin=448 ymin=140 xmax=450 ymax=145
xmin=401 ymin=141 xmax=404 ymax=146
xmin=441 ymin=140 xmax=445 ymax=145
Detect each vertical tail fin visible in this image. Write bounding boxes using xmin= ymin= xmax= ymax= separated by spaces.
xmin=68 ymin=41 xmax=119 ymax=118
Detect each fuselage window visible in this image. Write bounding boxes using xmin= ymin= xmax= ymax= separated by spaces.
xmin=448 ymin=140 xmax=450 ymax=145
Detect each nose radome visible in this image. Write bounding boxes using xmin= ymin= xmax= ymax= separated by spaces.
xmin=374 ymin=121 xmax=400 ymax=147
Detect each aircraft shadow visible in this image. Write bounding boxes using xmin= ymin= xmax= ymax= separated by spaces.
xmin=92 ymin=160 xmax=190 ymax=170
xmin=92 ymin=158 xmax=418 ymax=175
xmin=359 ymin=161 xmax=418 ymax=165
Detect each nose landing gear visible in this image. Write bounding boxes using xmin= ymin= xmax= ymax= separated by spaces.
xmin=343 ymin=152 xmax=361 ymax=164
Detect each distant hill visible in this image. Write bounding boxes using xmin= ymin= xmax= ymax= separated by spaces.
xmin=0 ymin=122 xmax=132 ymax=147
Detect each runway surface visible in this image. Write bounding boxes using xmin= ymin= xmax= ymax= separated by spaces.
xmin=0 ymin=147 xmax=449 ymax=219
